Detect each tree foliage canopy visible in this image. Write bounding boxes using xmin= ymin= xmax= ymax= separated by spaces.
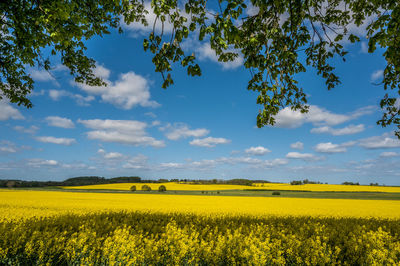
xmin=1 ymin=0 xmax=399 ymax=136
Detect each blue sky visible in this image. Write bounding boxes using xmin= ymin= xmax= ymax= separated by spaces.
xmin=1 ymin=5 xmax=400 ymax=185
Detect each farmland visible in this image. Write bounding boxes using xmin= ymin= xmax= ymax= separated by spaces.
xmin=62 ymin=181 xmax=400 ymax=193
xmin=1 ymin=184 xmax=400 ymax=264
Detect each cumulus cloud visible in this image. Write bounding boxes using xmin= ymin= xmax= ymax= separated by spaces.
xmin=27 ymin=159 xmax=59 ymax=167
xmin=0 ymin=101 xmax=24 ymax=121
xmin=160 ymin=123 xmax=209 ymax=140
xmin=245 ymin=146 xmax=271 ymax=156
xmin=121 ymin=2 xmax=176 ymax=36
xmin=35 ymin=136 xmax=76 ymax=145
xmin=76 ymin=66 xmax=159 ymax=109
xmin=104 ymin=152 xmax=124 ymax=159
xmin=49 ymin=89 xmax=95 ymax=106
xmin=371 ymin=69 xmax=384 ymax=83
xmin=0 ymin=140 xmax=30 ymax=153
xmin=122 ymin=154 xmax=149 ymax=169
xmin=45 ymin=116 xmax=75 ymax=128
xmin=196 ymin=43 xmax=244 ymax=70
xmin=0 ymin=141 xmax=17 ymax=153
xmin=310 ymin=124 xmax=365 ymax=136
xmin=14 ymin=125 xmax=39 ymax=134
xmin=290 ymin=141 xmax=304 ymax=150
xmin=380 ymin=151 xmax=399 ymax=157
xmin=359 ymin=133 xmax=400 ymax=149
xmin=286 ymin=152 xmax=323 ymax=161
xmin=78 ymin=119 xmax=165 ymax=147
xmin=274 ymin=105 xmax=375 ymax=128
xmin=29 ymin=68 xmax=55 ymax=82
xmin=189 ymin=137 xmax=231 ymax=147
xmin=157 ymin=156 xmax=288 ymax=171
xmin=314 ymin=141 xmax=355 ymax=153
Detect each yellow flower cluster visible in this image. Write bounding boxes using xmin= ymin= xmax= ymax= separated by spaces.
xmin=63 ymin=181 xmax=400 ymax=193
xmin=1 ymin=211 xmax=399 ymax=265
xmin=1 ymin=189 xmax=400 ymax=221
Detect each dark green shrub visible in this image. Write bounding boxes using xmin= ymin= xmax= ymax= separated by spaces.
xmin=272 ymin=191 xmax=281 ymax=195
xmin=158 ymin=185 xmax=166 ymax=192
xmin=130 ymin=185 xmax=136 ymax=192
xmin=141 ymin=185 xmax=151 ymax=191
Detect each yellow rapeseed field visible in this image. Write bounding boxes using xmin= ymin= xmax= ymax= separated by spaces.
xmin=1 ymin=189 xmax=400 ymax=221
xmin=63 ymin=182 xmax=400 ymax=193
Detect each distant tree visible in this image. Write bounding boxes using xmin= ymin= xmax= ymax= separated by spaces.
xmin=290 ymin=180 xmax=303 ymax=185
xmin=342 ymin=182 xmax=360 ymax=186
xmin=6 ymin=181 xmax=16 ymax=188
xmin=370 ymin=183 xmax=379 ymax=186
xmin=130 ymin=185 xmax=136 ymax=192
xmin=111 ymin=176 xmax=141 ymax=183
xmin=158 ymin=185 xmax=166 ymax=192
xmin=141 ymin=185 xmax=152 ymax=191
xmin=158 ymin=179 xmax=168 ymax=183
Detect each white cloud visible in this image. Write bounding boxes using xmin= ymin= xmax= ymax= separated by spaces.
xmin=29 ymin=68 xmax=55 ymax=82
xmin=359 ymin=133 xmax=400 ymax=149
xmin=0 ymin=141 xmax=17 ymax=153
xmin=103 ymin=152 xmax=124 ymax=159
xmin=76 ymin=69 xmax=160 ymax=110
xmin=360 ymin=42 xmax=368 ymax=53
xmin=189 ymin=137 xmax=231 ymax=147
xmin=0 ymin=141 xmax=30 ymax=153
xmin=245 ymin=146 xmax=271 ymax=156
xmin=122 ymin=154 xmax=149 ymax=169
xmin=218 ymin=156 xmax=262 ymax=165
xmin=0 ymin=146 xmax=16 ymax=153
xmin=27 ymin=159 xmax=59 ymax=167
xmin=78 ymin=119 xmax=165 ymax=147
xmin=371 ymin=69 xmax=384 ymax=82
xmin=48 ymin=89 xmax=95 ymax=106
xmin=196 ymin=43 xmax=244 ymax=70
xmin=35 ymin=136 xmax=76 ymax=145
xmin=14 ymin=125 xmax=39 ymax=134
xmin=45 ymin=116 xmax=75 ymax=128
xmin=290 ymin=141 xmax=304 ymax=150
xmin=314 ymin=141 xmax=355 ymax=153
xmin=121 ymin=2 xmax=176 ymax=36
xmin=246 ymin=3 xmax=259 ymax=16
xmin=160 ymin=123 xmax=209 ymax=140
xmin=97 ymin=148 xmax=125 ymax=160
xmin=151 ymin=120 xmax=161 ymax=126
xmin=159 ymin=162 xmax=185 ymax=169
xmin=93 ymin=64 xmax=111 ymax=79
xmin=310 ymin=124 xmax=365 ymax=136
xmin=263 ymin=158 xmax=289 ymax=167
xmin=380 ymin=151 xmax=399 ymax=157
xmin=286 ymin=152 xmax=323 ymax=161
xmin=144 ymin=112 xmax=157 ymax=118
xmin=274 ymin=105 xmax=375 ymax=128
xmin=0 ymin=101 xmax=24 ymax=121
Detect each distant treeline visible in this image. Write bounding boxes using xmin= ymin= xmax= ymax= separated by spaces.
xmin=290 ymin=179 xmax=323 ymax=185
xmin=1 ymin=176 xmax=145 ymax=188
xmin=0 ymin=177 xmax=259 ymax=188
